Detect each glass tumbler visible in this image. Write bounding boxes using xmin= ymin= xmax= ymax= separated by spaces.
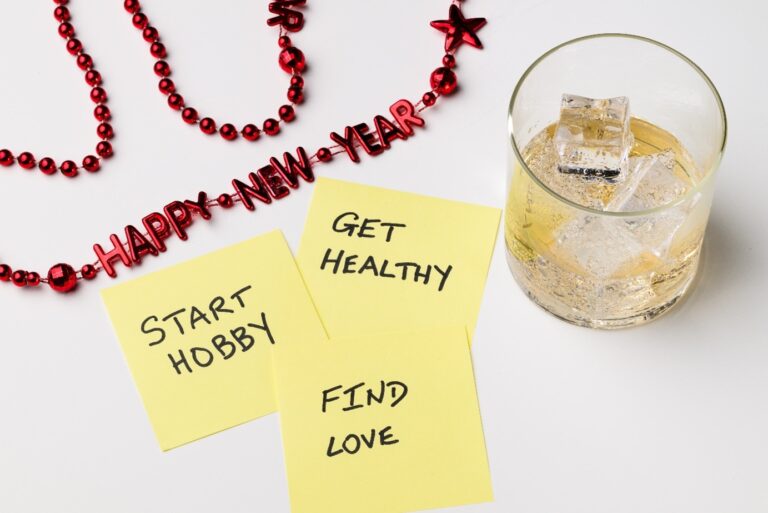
xmin=506 ymin=34 xmax=727 ymax=329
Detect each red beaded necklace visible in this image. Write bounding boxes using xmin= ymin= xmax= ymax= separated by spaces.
xmin=0 ymin=1 xmax=116 ymax=178
xmin=0 ymin=0 xmax=486 ymax=294
xmin=0 ymin=0 xmax=306 ymax=179
xmin=123 ymin=0 xmax=307 ymax=141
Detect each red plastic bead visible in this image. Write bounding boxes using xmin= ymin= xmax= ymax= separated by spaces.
xmin=242 ymin=124 xmax=260 ymax=141
xmin=142 ymin=26 xmax=158 ymax=42
xmin=279 ymin=104 xmax=295 ymax=122
xmin=167 ymin=93 xmax=184 ymax=110
xmin=85 ymin=69 xmax=102 ymax=86
xmin=181 ymin=107 xmax=198 ymax=124
xmin=11 ymin=270 xmax=27 ymax=287
xmin=217 ymin=193 xmax=234 ymax=208
xmin=278 ymin=36 xmax=292 ymax=48
xmin=47 ymin=263 xmax=78 ymax=293
xmin=96 ymin=141 xmax=113 ymax=158
xmin=97 ymin=122 xmax=114 ymax=139
xmin=153 ymin=60 xmax=170 ymax=77
xmin=316 ymin=147 xmax=333 ymax=162
xmin=430 ymin=66 xmax=457 ymax=95
xmin=290 ymin=75 xmax=304 ymax=88
xmin=278 ymin=47 xmax=306 ymax=74
xmin=158 ymin=78 xmax=175 ymax=95
xmin=90 ymin=86 xmax=107 ymax=103
xmin=66 ymin=38 xmax=83 ymax=55
xmin=94 ymin=104 xmax=111 ymax=121
xmin=39 ymin=158 xmax=57 ymax=175
xmin=219 ymin=123 xmax=238 ymax=141
xmin=0 ymin=264 xmax=11 ymax=281
xmin=0 ymin=149 xmax=14 ymax=166
xmin=54 ymin=0 xmax=69 ymax=4
xmin=287 ymin=86 xmax=304 ymax=104
xmin=263 ymin=118 xmax=280 ymax=136
xmin=422 ymin=91 xmax=436 ymax=106
xmin=150 ymin=42 xmax=167 ymax=59
xmin=58 ymin=22 xmax=74 ymax=39
xmin=82 ymin=155 xmax=100 ymax=172
xmin=199 ymin=117 xmax=217 ymax=135
xmin=60 ymin=160 xmax=78 ymax=177
xmin=81 ymin=264 xmax=98 ymax=280
xmin=26 ymin=272 xmax=41 ymax=287
xmin=54 ymin=6 xmax=71 ymax=22
xmin=18 ymin=152 xmax=36 ymax=170
xmin=77 ymin=53 xmax=93 ymax=70
xmin=442 ymin=54 xmax=456 ymax=69
xmin=124 ymin=0 xmax=141 ymax=13
xmin=132 ymin=13 xmax=148 ymax=29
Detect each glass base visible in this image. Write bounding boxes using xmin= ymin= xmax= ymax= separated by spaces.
xmin=506 ymin=250 xmax=700 ymax=330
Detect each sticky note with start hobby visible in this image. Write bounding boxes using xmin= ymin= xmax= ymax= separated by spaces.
xmin=101 ymin=230 xmax=327 ymax=450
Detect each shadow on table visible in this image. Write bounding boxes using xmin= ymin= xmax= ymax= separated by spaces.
xmin=676 ymin=210 xmax=749 ymax=315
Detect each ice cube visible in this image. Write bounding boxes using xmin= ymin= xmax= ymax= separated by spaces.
xmin=555 ymin=215 xmax=645 ymax=278
xmin=605 ymin=151 xmax=672 ymax=211
xmin=524 ymin=130 xmax=620 ymax=210
xmin=605 ymin=149 xmax=692 ymax=258
xmin=554 ymin=94 xmax=633 ymax=181
xmin=627 ymin=210 xmax=687 ymax=260
xmin=609 ymin=150 xmax=690 ymax=211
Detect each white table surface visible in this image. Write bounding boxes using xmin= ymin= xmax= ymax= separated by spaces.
xmin=1 ymin=1 xmax=766 ymax=512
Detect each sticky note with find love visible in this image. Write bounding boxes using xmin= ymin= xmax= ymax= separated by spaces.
xmin=101 ymin=231 xmax=326 ymax=450
xmin=298 ymin=178 xmax=501 ymax=339
xmin=273 ymin=327 xmax=493 ymax=513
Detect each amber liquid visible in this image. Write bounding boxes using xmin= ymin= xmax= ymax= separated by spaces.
xmin=505 ymin=118 xmax=713 ymax=328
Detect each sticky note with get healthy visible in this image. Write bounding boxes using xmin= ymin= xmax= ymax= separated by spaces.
xmin=101 ymin=230 xmax=326 ymax=450
xmin=273 ymin=326 xmax=493 ymax=513
xmin=297 ymin=178 xmax=500 ymax=339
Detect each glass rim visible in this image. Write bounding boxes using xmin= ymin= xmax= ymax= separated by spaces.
xmin=508 ymin=33 xmax=728 ymax=218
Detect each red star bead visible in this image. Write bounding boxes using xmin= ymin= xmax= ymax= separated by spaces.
xmin=430 ymin=4 xmax=487 ymax=52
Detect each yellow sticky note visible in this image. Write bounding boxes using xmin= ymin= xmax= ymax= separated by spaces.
xmin=274 ymin=326 xmax=493 ymax=513
xmin=297 ymin=178 xmax=500 ymax=340
xmin=101 ymin=230 xmax=326 ymax=450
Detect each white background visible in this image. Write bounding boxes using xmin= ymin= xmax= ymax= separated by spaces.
xmin=1 ymin=1 xmax=766 ymax=512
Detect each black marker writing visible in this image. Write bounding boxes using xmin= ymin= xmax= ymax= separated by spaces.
xmin=139 ymin=284 xmax=254 ymax=345
xmin=321 ymin=380 xmax=409 ymax=458
xmin=326 ymin=426 xmax=400 ymax=457
xmin=320 ymin=249 xmax=453 ymax=291
xmin=165 ymin=312 xmax=276 ymax=375
xmin=321 ymin=380 xmax=408 ymax=413
xmin=332 ymin=211 xmax=406 ymax=242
